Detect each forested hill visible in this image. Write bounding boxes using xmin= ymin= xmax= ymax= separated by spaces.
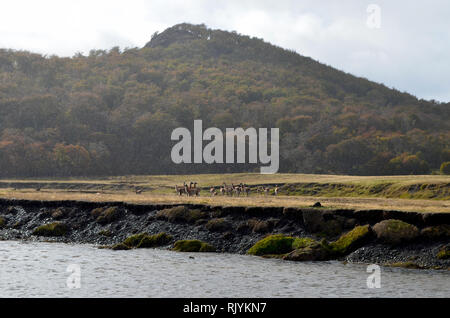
xmin=0 ymin=23 xmax=448 ymax=177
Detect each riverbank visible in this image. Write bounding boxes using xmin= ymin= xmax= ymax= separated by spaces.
xmin=0 ymin=199 xmax=448 ymax=270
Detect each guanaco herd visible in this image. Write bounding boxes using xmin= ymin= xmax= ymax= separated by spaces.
xmin=174 ymin=182 xmax=279 ymax=197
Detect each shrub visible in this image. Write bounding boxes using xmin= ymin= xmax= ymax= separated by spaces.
xmin=172 ymin=240 xmax=216 ymax=252
xmin=33 ymin=222 xmax=68 ymax=236
xmin=247 ymin=234 xmax=295 ymax=256
xmin=96 ymin=206 xmax=122 ymax=224
xmin=156 ymin=206 xmax=206 ymax=223
xmin=440 ymin=162 xmax=450 ymax=175
xmin=205 ymin=218 xmax=232 ymax=232
xmin=372 ymin=219 xmax=419 ymax=245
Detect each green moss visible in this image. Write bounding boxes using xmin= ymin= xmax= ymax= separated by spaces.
xmin=173 ymin=240 xmax=216 ymax=252
xmin=123 ymin=233 xmax=147 ymax=247
xmin=292 ymin=237 xmax=317 ymax=249
xmin=0 ymin=217 xmax=5 ymax=228
xmin=111 ymin=243 xmax=131 ymax=251
xmin=328 ymin=225 xmax=372 ymax=255
xmin=247 ymin=234 xmax=295 ymax=256
xmin=437 ymin=246 xmax=450 ymax=260
xmin=33 ymin=222 xmax=68 ymax=237
xmin=199 ymin=242 xmax=216 ymax=252
xmin=156 ymin=206 xmax=206 ymax=223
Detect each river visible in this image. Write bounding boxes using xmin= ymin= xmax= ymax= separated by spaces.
xmin=0 ymin=241 xmax=448 ymax=297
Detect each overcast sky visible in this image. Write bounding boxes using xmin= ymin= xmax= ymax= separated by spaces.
xmin=0 ymin=0 xmax=448 ymax=102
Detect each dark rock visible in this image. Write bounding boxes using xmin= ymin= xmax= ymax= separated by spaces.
xmin=422 ymin=213 xmax=450 ymax=226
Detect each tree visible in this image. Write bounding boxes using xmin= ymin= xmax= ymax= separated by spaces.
xmin=388 ymin=153 xmax=430 ymax=175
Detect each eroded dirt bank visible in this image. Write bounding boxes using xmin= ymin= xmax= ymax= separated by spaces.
xmin=0 ymin=199 xmax=448 ymax=269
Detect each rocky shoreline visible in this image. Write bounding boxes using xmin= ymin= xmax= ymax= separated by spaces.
xmin=0 ymin=199 xmax=448 ymax=269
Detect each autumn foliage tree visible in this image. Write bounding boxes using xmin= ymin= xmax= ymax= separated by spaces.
xmin=0 ymin=23 xmax=448 ymax=177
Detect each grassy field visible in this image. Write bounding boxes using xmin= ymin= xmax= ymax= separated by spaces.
xmin=0 ymin=173 xmax=448 ymax=213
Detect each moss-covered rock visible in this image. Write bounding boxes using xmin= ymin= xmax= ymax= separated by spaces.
xmin=32 ymin=222 xmax=69 ymax=237
xmin=205 ymin=218 xmax=232 ymax=232
xmin=136 ymin=232 xmax=173 ymax=248
xmin=372 ymin=219 xmax=419 ymax=245
xmin=283 ymin=243 xmax=330 ymax=262
xmin=156 ymin=206 xmax=206 ymax=224
xmin=173 ymin=240 xmax=216 ymax=252
xmin=247 ymin=234 xmax=295 ymax=256
xmin=328 ymin=225 xmax=373 ymax=255
xmin=121 ymin=232 xmax=173 ymax=249
xmin=437 ymin=245 xmax=450 ymax=260
xmin=421 ymin=225 xmax=450 ymax=240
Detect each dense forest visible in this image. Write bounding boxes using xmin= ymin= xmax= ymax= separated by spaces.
xmin=0 ymin=23 xmax=449 ymax=177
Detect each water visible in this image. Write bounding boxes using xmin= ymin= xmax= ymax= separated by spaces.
xmin=0 ymin=241 xmax=448 ymax=297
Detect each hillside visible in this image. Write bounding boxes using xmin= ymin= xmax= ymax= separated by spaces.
xmin=0 ymin=23 xmax=449 ymax=177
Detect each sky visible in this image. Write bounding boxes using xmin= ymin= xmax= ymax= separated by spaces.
xmin=0 ymin=0 xmax=449 ymax=102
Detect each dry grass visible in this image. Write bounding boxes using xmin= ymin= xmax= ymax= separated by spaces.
xmin=0 ymin=188 xmax=448 ymax=213
xmin=0 ymin=173 xmax=448 ymax=213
